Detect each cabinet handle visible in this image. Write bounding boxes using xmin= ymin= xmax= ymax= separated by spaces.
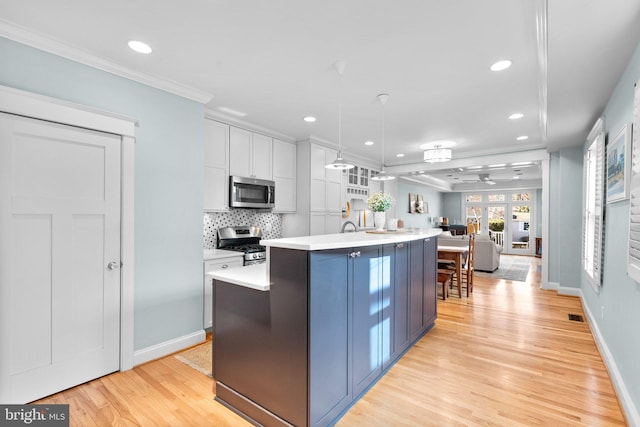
xmin=396 ymin=243 xmax=404 ymax=249
xmin=221 ymin=264 xmax=229 ymax=269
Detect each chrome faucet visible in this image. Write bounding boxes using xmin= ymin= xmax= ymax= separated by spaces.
xmin=341 ymin=221 xmax=358 ymax=233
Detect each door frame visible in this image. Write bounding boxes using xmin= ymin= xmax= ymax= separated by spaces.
xmin=0 ymin=84 xmax=136 ymax=371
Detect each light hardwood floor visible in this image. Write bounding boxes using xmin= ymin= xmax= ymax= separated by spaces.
xmin=36 ymin=255 xmax=626 ymax=426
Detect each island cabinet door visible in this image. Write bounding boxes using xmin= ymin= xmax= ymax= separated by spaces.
xmin=382 ymin=242 xmax=410 ymax=368
xmin=309 ymin=249 xmax=352 ymax=426
xmin=351 ymin=244 xmax=384 ymax=396
xmin=409 ymin=239 xmax=425 ymax=340
xmin=422 ymin=237 xmax=438 ymax=326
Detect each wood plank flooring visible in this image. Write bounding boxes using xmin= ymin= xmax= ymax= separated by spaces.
xmin=35 ymin=255 xmax=626 ymax=426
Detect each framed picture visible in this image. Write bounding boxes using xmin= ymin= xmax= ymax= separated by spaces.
xmin=606 ymin=123 xmax=632 ymax=203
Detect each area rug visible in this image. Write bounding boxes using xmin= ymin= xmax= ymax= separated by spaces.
xmin=175 ymin=342 xmax=212 ymax=378
xmin=475 ymin=256 xmax=530 ymax=282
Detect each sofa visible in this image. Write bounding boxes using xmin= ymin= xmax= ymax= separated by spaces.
xmin=437 ymin=232 xmax=503 ymax=272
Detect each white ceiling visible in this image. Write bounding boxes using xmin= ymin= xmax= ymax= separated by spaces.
xmin=1 ymin=0 xmax=639 ymax=189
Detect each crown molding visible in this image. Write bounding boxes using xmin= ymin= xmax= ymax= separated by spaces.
xmin=204 ymin=109 xmax=296 ymax=143
xmin=0 ymin=19 xmax=214 ymax=104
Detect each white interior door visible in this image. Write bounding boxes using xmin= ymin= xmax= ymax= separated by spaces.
xmin=0 ymin=113 xmax=121 ymax=403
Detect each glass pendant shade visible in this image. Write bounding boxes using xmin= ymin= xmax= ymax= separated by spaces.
xmin=325 ymin=60 xmax=354 ymax=170
xmin=371 ymin=170 xmax=395 ymax=181
xmin=325 ymin=151 xmax=355 ymax=170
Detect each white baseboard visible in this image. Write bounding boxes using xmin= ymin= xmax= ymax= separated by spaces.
xmin=581 ymin=293 xmax=640 ymax=426
xmin=542 ymin=280 xmax=559 ymax=290
xmin=557 ymin=285 xmax=581 ymax=297
xmin=133 ymin=329 xmax=206 ymax=366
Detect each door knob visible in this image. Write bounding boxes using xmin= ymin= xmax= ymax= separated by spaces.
xmin=107 ymin=261 xmax=120 ymax=270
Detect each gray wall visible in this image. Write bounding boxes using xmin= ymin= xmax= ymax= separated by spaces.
xmin=558 ymin=146 xmax=583 ymax=288
xmin=395 ymin=179 xmax=443 ymax=228
xmin=442 ymin=192 xmax=462 ymax=224
xmin=582 ymin=39 xmax=640 ymax=418
xmin=0 ymin=37 xmax=206 ymax=351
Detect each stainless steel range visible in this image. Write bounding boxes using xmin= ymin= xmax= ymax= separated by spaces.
xmin=217 ymin=226 xmax=266 ymax=266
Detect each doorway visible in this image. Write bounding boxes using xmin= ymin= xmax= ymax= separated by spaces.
xmin=0 ymin=86 xmax=135 ymax=404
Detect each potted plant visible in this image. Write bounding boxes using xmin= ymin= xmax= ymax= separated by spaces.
xmin=367 ymin=192 xmax=395 ymax=231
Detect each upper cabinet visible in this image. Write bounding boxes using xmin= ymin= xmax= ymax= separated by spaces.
xmin=204 ymin=119 xmax=229 ymax=211
xmin=273 ymin=139 xmax=296 ymax=212
xmin=229 ymin=127 xmax=273 ymax=180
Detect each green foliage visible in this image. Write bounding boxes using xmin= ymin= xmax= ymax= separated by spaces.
xmin=367 ymin=192 xmax=394 ymax=212
xmin=489 ymin=219 xmax=504 ymax=232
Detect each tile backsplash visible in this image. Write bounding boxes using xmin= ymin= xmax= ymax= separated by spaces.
xmin=204 ymin=210 xmax=283 ymax=249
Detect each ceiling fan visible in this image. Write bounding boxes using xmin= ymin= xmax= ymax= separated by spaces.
xmin=479 ymin=174 xmax=496 ymax=185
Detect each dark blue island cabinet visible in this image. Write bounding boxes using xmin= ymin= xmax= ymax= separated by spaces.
xmin=213 ymin=236 xmax=437 ymax=427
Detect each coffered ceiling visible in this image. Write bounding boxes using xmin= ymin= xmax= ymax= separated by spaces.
xmin=1 ymin=0 xmax=639 ymax=188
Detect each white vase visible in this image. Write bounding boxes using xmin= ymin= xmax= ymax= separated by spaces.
xmin=374 ymin=211 xmax=386 ymax=231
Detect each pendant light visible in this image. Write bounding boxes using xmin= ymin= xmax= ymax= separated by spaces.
xmin=325 ymin=60 xmax=355 ymax=170
xmin=371 ymin=93 xmax=395 ymax=181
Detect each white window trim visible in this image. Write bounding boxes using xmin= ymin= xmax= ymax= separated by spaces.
xmin=627 ymin=81 xmax=640 ymax=283
xmin=583 ymin=117 xmax=604 ymax=293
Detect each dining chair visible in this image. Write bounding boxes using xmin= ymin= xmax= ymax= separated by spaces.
xmin=443 ymin=233 xmax=475 ymax=297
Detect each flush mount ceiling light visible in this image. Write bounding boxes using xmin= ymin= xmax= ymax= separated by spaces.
xmin=303 ymin=116 xmax=316 ymax=123
xmin=325 ymin=60 xmax=355 ymax=170
xmin=371 ymin=93 xmax=395 ymax=181
xmin=128 ymin=40 xmax=152 ymax=54
xmin=422 ymin=140 xmax=455 ymax=164
xmin=396 ymin=153 xmax=405 ymax=157
xmin=509 ymin=113 xmax=524 ymax=120
xmin=490 ymin=60 xmax=512 ymax=71
xmin=364 ymin=141 xmax=374 ymax=146
xmin=517 ymin=135 xmax=529 ymax=141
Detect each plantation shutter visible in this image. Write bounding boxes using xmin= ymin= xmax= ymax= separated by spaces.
xmin=628 ymin=81 xmax=640 ymax=282
xmin=582 ymin=118 xmax=604 ymax=292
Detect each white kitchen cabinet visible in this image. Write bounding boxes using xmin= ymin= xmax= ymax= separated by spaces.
xmin=204 ymin=256 xmax=243 ymax=329
xmin=204 ymin=119 xmax=230 ymax=211
xmin=229 ymin=126 xmax=273 ymax=180
xmin=282 ymin=140 xmax=345 ymax=237
xmin=273 ymin=139 xmax=296 ymax=212
xmin=309 ymin=212 xmax=341 ymax=236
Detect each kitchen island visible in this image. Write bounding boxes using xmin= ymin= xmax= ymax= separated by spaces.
xmin=209 ymin=229 xmax=441 ymax=427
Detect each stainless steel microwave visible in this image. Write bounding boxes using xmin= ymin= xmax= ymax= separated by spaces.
xmin=229 ymin=176 xmax=275 ymax=209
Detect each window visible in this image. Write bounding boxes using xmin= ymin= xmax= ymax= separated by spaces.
xmin=488 ymin=194 xmax=505 ymax=202
xmin=466 ymin=194 xmax=482 ymax=203
xmin=582 ymin=118 xmax=604 ymax=292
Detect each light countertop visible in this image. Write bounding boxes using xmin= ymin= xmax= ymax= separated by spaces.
xmin=260 ymin=228 xmax=441 ymax=251
xmin=204 ymin=248 xmax=244 ymax=261
xmin=207 ymin=264 xmax=269 ymax=292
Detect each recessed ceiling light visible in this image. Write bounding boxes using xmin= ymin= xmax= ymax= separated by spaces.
xmin=517 ymin=135 xmax=529 ymax=141
xmin=490 ymin=60 xmax=512 ymax=71
xmin=509 ymin=113 xmax=524 ymax=120
xmin=128 ymin=40 xmax=152 ymax=54
xmin=396 ymin=153 xmax=405 ymax=157
xmin=303 ymin=116 xmax=316 ymax=123
xmin=364 ymin=141 xmax=374 ymax=146
xmin=218 ymin=107 xmax=247 ymax=117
